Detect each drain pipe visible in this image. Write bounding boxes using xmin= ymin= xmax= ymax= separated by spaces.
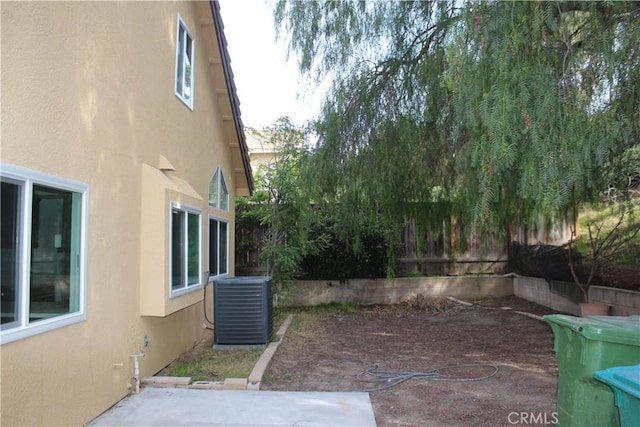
xmin=130 ymin=351 xmax=145 ymax=394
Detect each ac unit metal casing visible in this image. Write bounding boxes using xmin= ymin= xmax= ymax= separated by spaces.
xmin=213 ymin=276 xmax=273 ymax=345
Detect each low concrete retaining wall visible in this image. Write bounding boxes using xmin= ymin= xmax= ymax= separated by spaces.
xmin=284 ymin=275 xmax=514 ymax=306
xmin=398 ymin=257 xmax=509 ymax=275
xmin=513 ymin=276 xmax=579 ymax=315
xmin=281 ymin=275 xmax=639 ymax=315
xmin=589 ymin=286 xmax=640 ymax=316
xmin=513 ymin=276 xmax=640 ymax=316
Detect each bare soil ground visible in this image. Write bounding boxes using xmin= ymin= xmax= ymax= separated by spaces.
xmin=262 ymin=296 xmax=560 ymax=427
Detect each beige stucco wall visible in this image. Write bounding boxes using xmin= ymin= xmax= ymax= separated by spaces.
xmin=1 ymin=2 xmax=240 ymax=425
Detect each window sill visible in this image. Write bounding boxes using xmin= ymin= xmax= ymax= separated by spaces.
xmin=0 ymin=312 xmax=86 ymax=345
xmin=175 ymin=93 xmax=194 ymax=110
xmin=208 ymin=273 xmax=229 ymax=282
xmin=170 ymin=283 xmax=203 ymax=299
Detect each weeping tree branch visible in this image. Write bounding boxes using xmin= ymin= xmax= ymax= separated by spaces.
xmin=276 ymin=0 xmax=640 ymax=266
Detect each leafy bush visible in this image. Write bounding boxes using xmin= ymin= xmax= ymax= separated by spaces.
xmin=297 ymin=227 xmax=390 ymax=280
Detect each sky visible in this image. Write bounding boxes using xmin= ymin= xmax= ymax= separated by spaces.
xmin=218 ymin=0 xmax=323 ymax=130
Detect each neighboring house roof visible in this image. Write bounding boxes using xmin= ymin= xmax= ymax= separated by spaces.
xmin=208 ymin=0 xmax=254 ymax=195
xmin=245 ymin=130 xmax=278 ymax=166
xmin=244 ymin=128 xmax=277 ymax=160
xmin=245 ymin=131 xmax=277 ymax=155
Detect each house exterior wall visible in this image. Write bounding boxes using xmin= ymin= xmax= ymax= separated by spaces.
xmin=1 ymin=2 xmax=245 ymax=425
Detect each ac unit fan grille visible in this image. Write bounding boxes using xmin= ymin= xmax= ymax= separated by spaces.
xmin=214 ymin=277 xmax=273 ymax=345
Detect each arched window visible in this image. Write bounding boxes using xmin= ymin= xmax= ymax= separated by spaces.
xmin=208 ymin=167 xmax=228 ymax=211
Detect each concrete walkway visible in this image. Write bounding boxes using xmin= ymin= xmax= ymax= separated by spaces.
xmin=88 ymin=388 xmax=377 ymax=426
xmin=89 ymin=314 xmax=376 ymax=426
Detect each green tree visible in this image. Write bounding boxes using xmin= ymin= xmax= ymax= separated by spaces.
xmin=237 ymin=117 xmax=328 ymax=283
xmin=274 ymin=0 xmax=640 ymax=241
xmin=567 ymin=201 xmax=640 ymax=303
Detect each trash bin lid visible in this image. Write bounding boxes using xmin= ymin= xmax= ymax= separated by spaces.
xmin=595 ymin=365 xmax=640 ymax=399
xmin=544 ymin=315 xmax=640 ymax=346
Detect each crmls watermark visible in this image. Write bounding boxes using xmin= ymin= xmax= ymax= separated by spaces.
xmin=507 ymin=412 xmax=558 ymax=425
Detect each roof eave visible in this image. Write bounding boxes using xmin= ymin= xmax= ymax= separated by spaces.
xmin=209 ymin=0 xmax=254 ymax=195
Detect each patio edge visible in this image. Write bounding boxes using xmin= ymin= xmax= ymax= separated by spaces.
xmin=141 ymin=314 xmax=294 ymax=391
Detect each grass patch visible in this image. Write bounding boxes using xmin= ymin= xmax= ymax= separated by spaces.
xmin=569 ymin=202 xmax=640 ymax=291
xmin=317 ymin=301 xmax=357 ymax=312
xmin=159 ymin=312 xmax=289 ymax=382
xmin=162 ymin=337 xmax=263 ymax=382
xmin=171 ymin=361 xmax=199 ymax=378
xmin=280 ymin=302 xmax=357 ymax=314
xmin=575 ymin=202 xmax=640 ymax=268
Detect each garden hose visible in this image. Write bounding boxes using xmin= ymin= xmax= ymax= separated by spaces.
xmin=355 ymin=363 xmax=499 ymax=392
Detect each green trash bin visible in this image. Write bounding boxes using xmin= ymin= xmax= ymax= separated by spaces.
xmin=543 ymin=315 xmax=640 ymax=427
xmin=595 ymin=365 xmax=640 ymax=427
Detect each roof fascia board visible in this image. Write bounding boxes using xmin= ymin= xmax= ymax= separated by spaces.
xmin=209 ymin=0 xmax=254 ymax=194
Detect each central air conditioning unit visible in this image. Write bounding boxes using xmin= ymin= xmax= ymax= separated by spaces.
xmin=213 ymin=276 xmax=273 ymax=345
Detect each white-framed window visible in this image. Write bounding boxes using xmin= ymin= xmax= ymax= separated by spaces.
xmin=209 ymin=216 xmax=228 ymax=278
xmin=1 ymin=164 xmax=88 ymax=345
xmin=208 ymin=167 xmax=229 ymax=211
xmin=170 ymin=204 xmax=201 ymax=296
xmin=175 ymin=15 xmax=194 ymax=109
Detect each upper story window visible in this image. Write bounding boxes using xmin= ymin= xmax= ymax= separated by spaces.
xmin=175 ymin=15 xmax=194 ymax=109
xmin=1 ymin=164 xmax=88 ymax=345
xmin=209 ymin=167 xmax=229 ymax=211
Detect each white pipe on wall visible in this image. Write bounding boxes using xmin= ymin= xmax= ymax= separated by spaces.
xmin=130 ymin=351 xmax=145 ymax=394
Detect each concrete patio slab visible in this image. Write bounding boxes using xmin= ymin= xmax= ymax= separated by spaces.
xmin=87 ymin=388 xmax=376 ymax=426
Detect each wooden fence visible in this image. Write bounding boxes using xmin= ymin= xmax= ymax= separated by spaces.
xmin=235 ymin=214 xmax=572 ymax=277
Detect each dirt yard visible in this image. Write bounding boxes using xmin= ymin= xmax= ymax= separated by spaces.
xmin=262 ymin=296 xmax=560 ymax=427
